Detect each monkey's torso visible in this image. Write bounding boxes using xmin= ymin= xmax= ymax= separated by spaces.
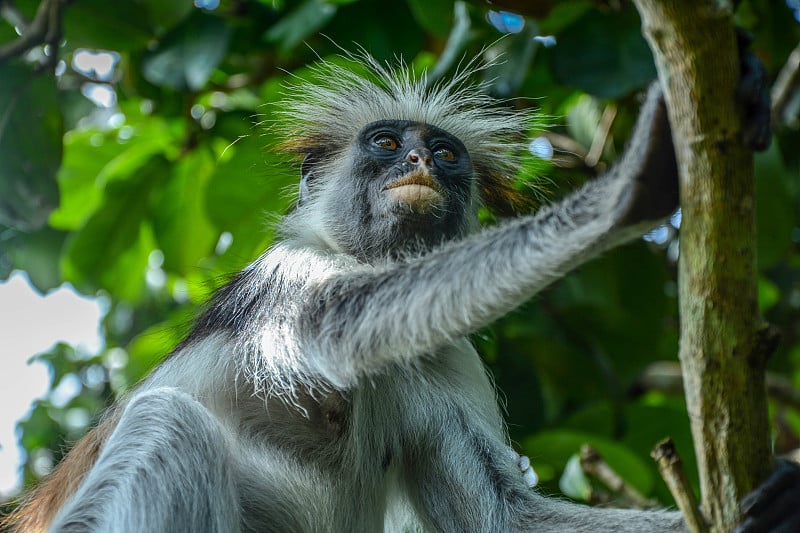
xmin=143 ymin=302 xmax=506 ymax=532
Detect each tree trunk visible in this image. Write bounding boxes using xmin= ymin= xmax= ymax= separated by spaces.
xmin=630 ymin=2 xmax=772 ymax=531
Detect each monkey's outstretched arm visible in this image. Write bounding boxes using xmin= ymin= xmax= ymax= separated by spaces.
xmin=282 ymin=86 xmax=676 ymax=388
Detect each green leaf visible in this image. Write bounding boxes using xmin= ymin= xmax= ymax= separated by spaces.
xmin=550 ymin=7 xmax=656 ymax=98
xmin=19 ymin=402 xmax=63 ymax=456
xmin=151 ymin=149 xmax=218 ymax=275
xmin=325 ymin=1 xmax=425 ymax=61
xmin=0 ymin=63 xmax=62 ymax=231
xmin=561 ymin=402 xmax=615 ymax=437
xmin=407 ymin=0 xmax=454 ymax=38
xmin=552 ymin=244 xmax=670 ymax=382
xmin=125 ymin=308 xmax=193 ymax=383
xmin=425 ymin=2 xmax=471 ymax=84
xmin=141 ymin=0 xmax=195 ymax=30
xmin=142 ymin=12 xmax=232 ymax=91
xmin=757 ymin=276 xmax=780 ymax=314
xmin=62 ymin=0 xmax=154 ymax=51
xmin=264 ymin=0 xmax=337 ymax=54
xmin=560 ymin=454 xmax=593 ymax=501
xmin=5 ymin=228 xmax=67 ymax=292
xmin=482 ymin=24 xmax=540 ymax=98
xmin=51 ymin=116 xmax=179 ymax=231
xmin=523 ymin=429 xmax=655 ymax=496
xmin=62 ymin=156 xmax=170 ymax=297
xmin=50 ymin=130 xmax=127 ymax=231
xmin=538 ymin=0 xmax=593 ymax=34
xmin=204 ymin=116 xmax=295 ymax=266
xmin=754 ymin=145 xmax=794 ymax=269
xmin=622 ymin=402 xmax=697 ymax=504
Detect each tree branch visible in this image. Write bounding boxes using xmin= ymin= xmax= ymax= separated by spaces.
xmin=631 ymin=1 xmax=772 ymax=531
xmin=652 ymin=439 xmax=709 ymax=533
xmin=633 ymin=361 xmax=799 ymax=412
xmin=0 ymin=0 xmax=60 ymax=64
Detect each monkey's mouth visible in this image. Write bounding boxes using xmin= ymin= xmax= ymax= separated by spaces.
xmin=383 ymin=170 xmax=445 ymax=212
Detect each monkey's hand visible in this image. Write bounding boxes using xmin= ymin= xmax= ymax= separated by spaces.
xmin=731 ymin=459 xmax=800 ymax=533
xmin=614 ymin=31 xmax=771 ymax=228
xmin=518 ymin=453 xmax=539 ymax=488
xmin=736 ymin=29 xmax=771 ymax=152
xmin=509 ymin=448 xmax=538 ymax=488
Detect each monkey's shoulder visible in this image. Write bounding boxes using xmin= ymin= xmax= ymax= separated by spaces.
xmin=187 ymin=244 xmax=355 ymax=340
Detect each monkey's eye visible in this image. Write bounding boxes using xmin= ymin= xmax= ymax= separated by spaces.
xmin=374 ymin=135 xmax=399 ymax=151
xmin=433 ymin=146 xmax=456 ymax=162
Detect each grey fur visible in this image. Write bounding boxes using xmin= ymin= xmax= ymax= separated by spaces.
xmin=48 ymin=57 xmax=686 ymax=533
xmin=50 ymin=388 xmax=240 ymax=533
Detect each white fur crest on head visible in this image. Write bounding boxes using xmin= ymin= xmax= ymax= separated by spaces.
xmin=276 ymin=50 xmax=535 ymax=213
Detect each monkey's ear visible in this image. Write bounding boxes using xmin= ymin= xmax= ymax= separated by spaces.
xmin=298 ymin=153 xmax=318 ymax=206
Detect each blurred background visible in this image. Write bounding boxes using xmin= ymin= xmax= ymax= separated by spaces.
xmin=1 ymin=0 xmax=799 ymax=511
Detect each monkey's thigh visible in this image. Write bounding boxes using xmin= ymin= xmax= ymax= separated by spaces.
xmin=50 ymin=387 xmax=241 ymax=533
xmin=403 ymin=428 xmax=528 ymax=532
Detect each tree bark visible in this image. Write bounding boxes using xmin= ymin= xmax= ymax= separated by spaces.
xmin=630 ymin=2 xmax=772 ymax=531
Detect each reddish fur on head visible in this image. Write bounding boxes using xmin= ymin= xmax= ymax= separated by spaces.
xmin=1 ymin=413 xmax=119 ymax=533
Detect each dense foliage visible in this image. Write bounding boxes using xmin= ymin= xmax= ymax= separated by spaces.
xmin=1 ymin=0 xmax=798 ymax=509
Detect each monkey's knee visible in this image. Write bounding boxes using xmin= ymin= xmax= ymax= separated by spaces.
xmin=124 ymin=387 xmax=198 ymax=418
xmin=119 ymin=387 xmax=225 ymax=444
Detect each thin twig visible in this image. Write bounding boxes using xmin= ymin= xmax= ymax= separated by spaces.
xmin=632 ymin=360 xmax=800 ymax=411
xmin=540 ymin=131 xmax=588 ymax=158
xmin=771 ymin=40 xmax=800 ymax=129
xmin=539 ymin=131 xmax=601 ymax=171
xmin=651 ymin=438 xmax=709 ymax=533
xmin=585 ymin=104 xmax=617 ymax=168
xmin=0 ymin=0 xmax=30 ymax=29
xmin=579 ymin=445 xmax=659 ymax=509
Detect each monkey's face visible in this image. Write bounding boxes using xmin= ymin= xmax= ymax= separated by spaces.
xmin=298 ymin=120 xmax=476 ymax=262
xmin=326 ymin=120 xmax=474 ymax=259
xmin=333 ymin=120 xmax=475 ymax=260
xmin=359 ymin=121 xmax=465 ymax=213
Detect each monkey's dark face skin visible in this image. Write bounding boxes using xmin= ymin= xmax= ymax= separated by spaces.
xmin=332 ymin=120 xmax=475 ymax=261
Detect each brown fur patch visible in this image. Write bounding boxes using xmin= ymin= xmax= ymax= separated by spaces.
xmin=0 ymin=409 xmax=120 ymax=532
xmin=480 ymin=171 xmax=536 ymax=216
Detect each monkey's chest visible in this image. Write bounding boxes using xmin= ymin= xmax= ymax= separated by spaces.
xmin=350 ymin=342 xmax=504 ymax=445
xmin=239 ymin=341 xmax=500 ymax=464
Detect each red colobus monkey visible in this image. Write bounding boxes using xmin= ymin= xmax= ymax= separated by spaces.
xmin=4 ymin=48 xmax=794 ymax=533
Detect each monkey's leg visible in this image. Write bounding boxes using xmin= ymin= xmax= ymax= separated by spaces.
xmin=49 ymin=388 xmax=240 ymax=533
xmin=406 ymin=430 xmax=686 ymax=533
xmin=510 ymin=490 xmax=686 ymax=533
xmin=403 ymin=434 xmax=519 ymax=532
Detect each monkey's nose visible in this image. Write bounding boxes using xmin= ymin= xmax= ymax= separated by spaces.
xmin=406 ymin=148 xmax=432 ymax=167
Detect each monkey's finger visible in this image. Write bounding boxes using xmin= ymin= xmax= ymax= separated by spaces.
xmin=516 ymin=454 xmax=538 ymax=488
xmin=735 ymin=29 xmax=771 ymax=151
xmin=522 ymin=467 xmax=539 ymax=488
